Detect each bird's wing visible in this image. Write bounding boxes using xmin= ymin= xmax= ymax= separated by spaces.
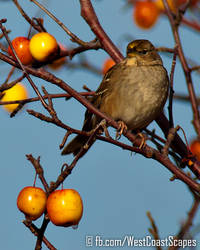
xmin=81 ymin=61 xmax=123 ymax=131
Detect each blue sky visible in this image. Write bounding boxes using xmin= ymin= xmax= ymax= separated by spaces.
xmin=0 ymin=0 xmax=200 ymax=249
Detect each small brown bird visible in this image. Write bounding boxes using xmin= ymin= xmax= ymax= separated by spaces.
xmin=62 ymin=39 xmax=169 ymax=156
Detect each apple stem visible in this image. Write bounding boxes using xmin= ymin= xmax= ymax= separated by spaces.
xmin=33 ymin=172 xmax=37 ymax=187
xmin=61 ymin=163 xmax=69 ymax=189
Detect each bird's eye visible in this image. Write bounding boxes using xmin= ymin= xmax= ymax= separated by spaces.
xmin=139 ymin=49 xmax=148 ymax=54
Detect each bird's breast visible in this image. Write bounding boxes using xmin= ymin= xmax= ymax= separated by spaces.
xmin=100 ymin=64 xmax=169 ymax=130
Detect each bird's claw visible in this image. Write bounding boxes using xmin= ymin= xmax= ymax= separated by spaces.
xmin=136 ymin=132 xmax=146 ymax=149
xmin=116 ymin=121 xmax=127 ymax=139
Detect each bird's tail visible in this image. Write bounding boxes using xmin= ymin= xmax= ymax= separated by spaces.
xmin=61 ymin=134 xmax=90 ymax=156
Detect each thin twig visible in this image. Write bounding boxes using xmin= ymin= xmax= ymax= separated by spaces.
xmin=147 ymin=211 xmax=162 ymax=250
xmin=169 ymin=190 xmax=200 ymax=250
xmin=3 ymin=66 xmax=15 ymax=84
xmin=0 ymin=74 xmax=25 ymax=92
xmin=12 ymin=0 xmax=43 ymax=32
xmin=26 ymin=154 xmax=49 ymax=193
xmin=59 ymin=131 xmax=72 ymax=149
xmin=162 ymin=126 xmax=180 ymax=156
xmin=168 ymin=47 xmax=177 ymax=128
xmin=156 ymin=47 xmax=175 ymax=53
xmin=190 ymin=65 xmax=200 ymax=72
xmin=0 ymin=91 xmax=95 ymax=105
xmin=29 ymin=0 xmax=88 ymax=46
xmin=23 ymin=220 xmax=56 ymax=250
xmin=50 ymin=120 xmax=116 ymax=192
xmin=182 ymin=17 xmax=200 ymax=32
xmin=162 ymin=0 xmax=200 ymax=137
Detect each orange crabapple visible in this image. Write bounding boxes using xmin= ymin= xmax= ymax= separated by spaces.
xmin=102 ymin=58 xmax=116 ymax=75
xmin=17 ymin=186 xmax=47 ymax=221
xmin=1 ymin=82 xmax=28 ymax=113
xmin=8 ymin=37 xmax=33 ymax=65
xmin=134 ymin=1 xmax=160 ymax=29
xmin=29 ymin=32 xmax=58 ymax=62
xmin=46 ymin=189 xmax=83 ymax=227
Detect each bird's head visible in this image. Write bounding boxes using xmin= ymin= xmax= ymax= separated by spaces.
xmin=126 ymin=40 xmax=162 ymax=64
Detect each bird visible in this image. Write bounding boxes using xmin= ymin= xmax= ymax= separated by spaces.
xmin=61 ymin=39 xmax=169 ymax=156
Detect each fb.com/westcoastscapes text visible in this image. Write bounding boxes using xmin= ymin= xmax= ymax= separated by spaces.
xmin=85 ymin=235 xmax=197 ymax=248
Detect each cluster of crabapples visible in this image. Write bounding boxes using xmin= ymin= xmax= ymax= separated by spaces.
xmin=133 ymin=0 xmax=198 ymax=29
xmin=98 ymin=1 xmax=199 ymax=78
xmin=17 ymin=186 xmax=83 ymax=227
xmin=1 ymin=32 xmax=66 ymax=113
xmin=8 ymin=32 xmax=60 ymax=65
xmin=2 ymin=31 xmax=115 ymax=113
